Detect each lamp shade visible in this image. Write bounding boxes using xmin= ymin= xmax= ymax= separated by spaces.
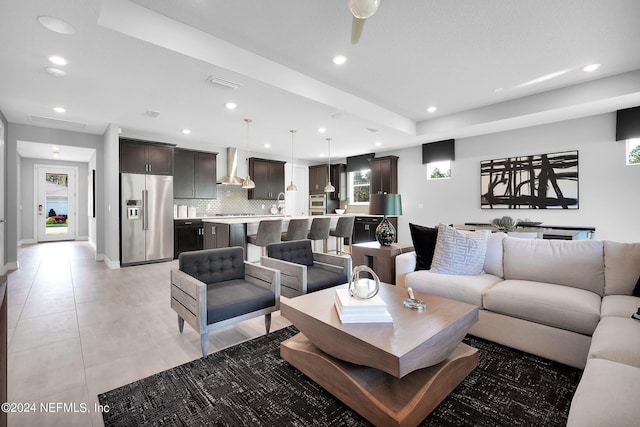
xmin=369 ymin=193 xmax=402 ymax=216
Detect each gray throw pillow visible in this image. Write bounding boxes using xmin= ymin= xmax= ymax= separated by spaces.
xmin=430 ymin=224 xmax=490 ymax=276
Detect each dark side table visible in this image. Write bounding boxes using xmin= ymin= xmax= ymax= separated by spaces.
xmin=351 ymin=242 xmax=414 ymax=285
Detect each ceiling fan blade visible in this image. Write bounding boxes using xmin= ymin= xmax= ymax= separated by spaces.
xmin=351 ymin=17 xmax=366 ymax=44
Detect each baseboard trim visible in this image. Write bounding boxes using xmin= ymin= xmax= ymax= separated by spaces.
xmin=103 ymin=255 xmax=120 ymax=269
xmin=18 ymin=239 xmax=36 ymax=247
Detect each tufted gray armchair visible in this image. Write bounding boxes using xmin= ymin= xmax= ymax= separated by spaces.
xmin=261 ymin=239 xmax=351 ymax=298
xmin=171 ymin=246 xmax=280 ymax=357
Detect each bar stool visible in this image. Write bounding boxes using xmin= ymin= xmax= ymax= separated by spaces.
xmin=247 ymin=219 xmax=283 ymax=257
xmin=329 ymin=216 xmax=355 ymax=255
xmin=307 ymin=217 xmax=331 ymax=253
xmin=281 ymin=218 xmax=309 ymax=241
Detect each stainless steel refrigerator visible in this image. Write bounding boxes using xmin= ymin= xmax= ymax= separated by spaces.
xmin=120 ymin=173 xmax=174 ymax=266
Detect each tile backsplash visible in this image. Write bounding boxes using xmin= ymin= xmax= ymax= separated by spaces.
xmin=174 ymin=185 xmax=276 ymax=217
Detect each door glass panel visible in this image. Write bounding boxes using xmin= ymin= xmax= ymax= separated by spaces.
xmin=45 ymin=173 xmax=69 ymax=235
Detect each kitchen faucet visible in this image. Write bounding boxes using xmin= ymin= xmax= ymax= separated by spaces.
xmin=277 ymin=192 xmax=286 ymax=216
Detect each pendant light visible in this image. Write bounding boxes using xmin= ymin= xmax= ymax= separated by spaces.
xmin=324 ymin=137 xmax=335 ymax=193
xmin=241 ymin=118 xmax=255 ymax=189
xmin=286 ymin=129 xmax=298 ymax=192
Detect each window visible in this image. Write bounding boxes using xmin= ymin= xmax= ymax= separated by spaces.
xmin=426 ymin=160 xmax=451 ymax=180
xmin=627 ymin=138 xmax=640 ymax=165
xmin=348 ymin=170 xmax=370 ymax=204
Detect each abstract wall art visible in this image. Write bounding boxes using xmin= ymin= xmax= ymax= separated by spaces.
xmin=481 ymin=150 xmax=578 ymax=209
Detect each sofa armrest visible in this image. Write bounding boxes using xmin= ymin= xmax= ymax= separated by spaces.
xmin=312 ymin=252 xmax=352 ymax=275
xmin=396 ymin=251 xmax=417 ymax=288
xmin=171 ymin=268 xmax=207 ymax=333
xmin=245 ymin=261 xmax=281 ymax=306
xmin=260 ymin=256 xmax=306 ymax=294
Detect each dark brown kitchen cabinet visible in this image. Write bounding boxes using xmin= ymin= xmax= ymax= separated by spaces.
xmin=247 ymin=158 xmax=285 ymax=200
xmin=174 ymin=149 xmax=217 ymax=199
xmin=119 ymin=138 xmax=174 ymax=175
xmin=309 ymin=164 xmax=328 ymax=195
xmin=174 ymin=219 xmax=204 ymax=258
xmin=329 ymin=163 xmax=347 ymax=201
xmin=369 ymin=155 xmax=398 ymax=195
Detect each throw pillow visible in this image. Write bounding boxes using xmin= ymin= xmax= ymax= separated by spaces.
xmin=633 ymin=275 xmax=640 ymax=297
xmin=409 ymin=223 xmax=438 ymax=270
xmin=430 ymin=224 xmax=491 ymax=276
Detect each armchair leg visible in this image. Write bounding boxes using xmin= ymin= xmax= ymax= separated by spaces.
xmin=265 ymin=313 xmax=272 ymax=334
xmin=178 ymin=316 xmax=184 ymax=333
xmin=201 ymin=331 xmax=209 ymax=358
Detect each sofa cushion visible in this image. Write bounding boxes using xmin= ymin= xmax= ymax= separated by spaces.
xmin=603 ymin=241 xmax=640 ymax=296
xmin=588 ymin=316 xmax=640 ymax=368
xmin=567 ymin=358 xmax=640 ymax=427
xmin=206 ymin=279 xmax=275 ymax=324
xmin=483 ymin=279 xmax=601 ymax=335
xmin=306 ymin=266 xmax=347 ymax=293
xmin=503 ymin=238 xmax=605 ymax=295
xmin=267 ymin=240 xmax=314 ymax=267
xmin=600 ymin=294 xmax=640 ymax=318
xmin=179 ymin=247 xmax=245 ymax=284
xmin=484 ymin=232 xmax=506 ymax=278
xmin=409 ymin=223 xmax=438 ymax=270
xmin=430 ymin=224 xmax=491 ymax=275
xmin=406 ymin=270 xmax=502 ymax=307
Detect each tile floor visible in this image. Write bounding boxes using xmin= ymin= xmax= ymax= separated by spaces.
xmin=6 ymin=241 xmax=292 ymax=427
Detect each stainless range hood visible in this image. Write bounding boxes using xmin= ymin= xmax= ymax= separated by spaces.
xmin=218 ymin=147 xmax=244 ymax=185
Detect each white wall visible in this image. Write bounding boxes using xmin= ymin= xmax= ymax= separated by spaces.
xmin=102 ymin=124 xmax=120 ymax=267
xmin=18 ymin=158 xmax=89 ymax=243
xmin=394 ymin=113 xmax=640 ymax=243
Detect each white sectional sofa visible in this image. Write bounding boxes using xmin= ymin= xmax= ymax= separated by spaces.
xmin=396 ymin=232 xmax=640 ymax=426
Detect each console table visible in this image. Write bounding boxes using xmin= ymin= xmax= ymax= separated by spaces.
xmin=351 ymin=242 xmax=414 ymax=285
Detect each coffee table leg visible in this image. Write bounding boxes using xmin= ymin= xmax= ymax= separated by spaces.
xmin=281 ymin=333 xmax=478 ymax=427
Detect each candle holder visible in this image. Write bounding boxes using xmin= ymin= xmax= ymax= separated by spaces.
xmin=348 ymin=265 xmax=380 ymax=299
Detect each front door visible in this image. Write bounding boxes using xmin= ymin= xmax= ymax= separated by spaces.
xmin=36 ymin=165 xmax=77 ymax=242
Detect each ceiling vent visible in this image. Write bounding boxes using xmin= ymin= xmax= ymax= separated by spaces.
xmin=29 ymin=115 xmax=87 ymax=129
xmin=207 ymin=75 xmax=242 ymax=89
xmin=144 ymin=110 xmax=160 ymax=118
xmin=364 ymin=127 xmax=380 ymax=133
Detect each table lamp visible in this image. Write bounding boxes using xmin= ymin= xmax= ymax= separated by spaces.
xmin=369 ymin=193 xmax=402 ymax=246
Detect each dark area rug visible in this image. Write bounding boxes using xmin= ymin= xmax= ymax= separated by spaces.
xmin=99 ymin=326 xmax=581 ymax=426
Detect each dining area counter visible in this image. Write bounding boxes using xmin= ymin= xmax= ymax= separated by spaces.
xmin=202 ymin=215 xmax=348 ymax=261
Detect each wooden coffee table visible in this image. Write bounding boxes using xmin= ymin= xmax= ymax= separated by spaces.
xmin=280 ymin=283 xmax=479 ymax=427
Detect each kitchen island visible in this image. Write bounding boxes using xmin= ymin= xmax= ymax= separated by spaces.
xmin=202 ymin=215 xmax=345 ymax=261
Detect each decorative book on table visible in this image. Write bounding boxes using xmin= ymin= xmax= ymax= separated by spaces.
xmin=334 ymin=289 xmax=392 ymax=323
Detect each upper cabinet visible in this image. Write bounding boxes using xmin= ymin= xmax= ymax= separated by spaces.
xmin=248 ymin=158 xmax=285 ymax=200
xmin=119 ymin=138 xmax=174 ymax=175
xmin=329 ymin=163 xmax=347 ymax=201
xmin=308 ymin=164 xmax=328 ymax=195
xmin=369 ymin=156 xmax=398 ymax=195
xmin=174 ymin=149 xmax=217 ymax=199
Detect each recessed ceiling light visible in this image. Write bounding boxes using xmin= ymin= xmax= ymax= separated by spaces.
xmin=53 ymin=106 xmax=66 ymax=113
xmin=332 ymin=55 xmax=347 ymax=65
xmin=375 ymin=141 xmax=382 ymax=147
xmin=318 ymin=127 xmax=326 ymax=133
xmin=264 ymin=143 xmax=271 ymax=148
xmin=52 ymin=146 xmax=60 ymax=153
xmin=53 ymin=153 xmax=60 ymax=158
xmin=38 ymin=16 xmax=76 ymax=35
xmin=583 ymin=63 xmax=601 ymax=72
xmin=225 ymin=102 xmax=237 ymax=110
xmin=182 ymin=129 xmax=191 ymax=135
xmin=46 ymin=67 xmax=66 ymax=77
xmin=427 ymin=106 xmax=437 ymax=113
xmin=48 ymin=55 xmax=67 ymax=66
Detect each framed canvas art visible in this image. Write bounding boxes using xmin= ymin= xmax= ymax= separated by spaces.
xmin=481 ymin=150 xmax=578 ymax=209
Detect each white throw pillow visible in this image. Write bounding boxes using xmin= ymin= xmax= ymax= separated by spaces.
xmin=430 ymin=224 xmax=491 ymax=275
